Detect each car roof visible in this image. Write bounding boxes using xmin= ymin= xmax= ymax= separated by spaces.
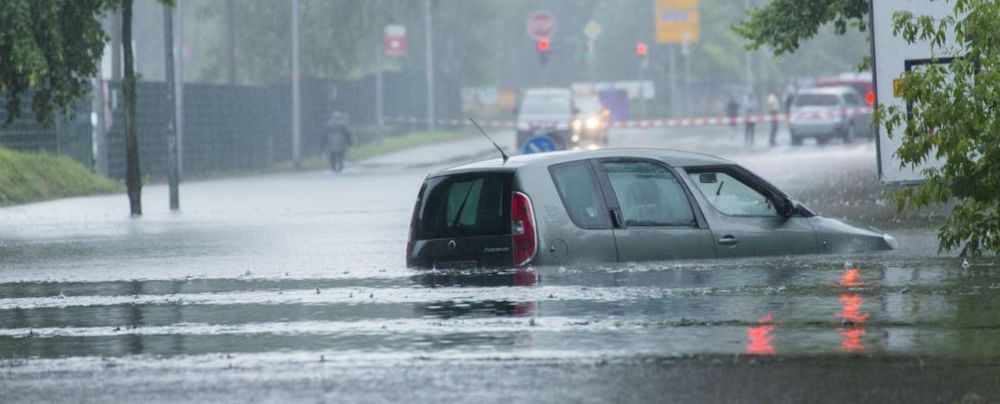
xmin=817 ymin=72 xmax=871 ymax=83
xmin=430 ymin=148 xmax=735 ymax=177
xmin=797 ymin=86 xmax=858 ymax=96
xmin=523 ymin=87 xmax=571 ymax=96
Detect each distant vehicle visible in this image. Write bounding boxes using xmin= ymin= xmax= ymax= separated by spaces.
xmin=816 ymin=72 xmax=875 ymax=106
xmin=789 ymin=86 xmax=873 ymax=145
xmin=570 ymin=96 xmax=610 ymax=147
xmin=515 ymin=88 xmax=576 ymax=152
xmin=405 ymin=148 xmax=896 ymax=269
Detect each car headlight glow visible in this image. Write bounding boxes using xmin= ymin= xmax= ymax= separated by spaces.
xmin=572 ymin=119 xmax=582 ymax=131
xmin=585 ymin=116 xmax=601 ymax=130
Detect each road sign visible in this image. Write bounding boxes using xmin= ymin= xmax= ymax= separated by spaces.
xmin=583 ymin=20 xmax=602 ymax=41
xmin=870 ymin=0 xmax=953 ymax=183
xmin=522 ymin=135 xmax=558 ymax=154
xmin=526 ymin=10 xmax=557 ymax=40
xmin=384 ymin=25 xmax=406 ymax=57
xmin=655 ymin=0 xmax=699 ymax=44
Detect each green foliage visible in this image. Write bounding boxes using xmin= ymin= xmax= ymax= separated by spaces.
xmin=874 ymin=0 xmax=1000 ymax=256
xmin=733 ymin=0 xmax=868 ymax=55
xmin=0 ymin=147 xmax=122 ymax=206
xmin=0 ymin=0 xmax=111 ymax=126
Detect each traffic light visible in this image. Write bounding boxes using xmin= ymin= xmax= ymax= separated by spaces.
xmin=536 ymin=38 xmax=550 ymax=64
xmin=636 ymin=42 xmax=648 ymax=58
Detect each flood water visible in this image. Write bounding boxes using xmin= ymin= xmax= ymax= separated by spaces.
xmin=2 ymin=147 xmax=999 ymax=402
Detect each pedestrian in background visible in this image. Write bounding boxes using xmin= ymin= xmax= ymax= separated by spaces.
xmin=726 ymin=93 xmax=740 ymax=139
xmin=767 ymin=91 xmax=781 ymax=147
xmin=742 ymin=90 xmax=758 ymax=147
xmin=324 ymin=111 xmax=354 ymax=172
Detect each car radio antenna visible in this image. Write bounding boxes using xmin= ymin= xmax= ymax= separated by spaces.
xmin=468 ymin=117 xmax=509 ymax=164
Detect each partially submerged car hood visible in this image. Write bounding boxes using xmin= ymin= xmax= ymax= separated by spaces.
xmin=810 ymin=216 xmax=896 ymax=253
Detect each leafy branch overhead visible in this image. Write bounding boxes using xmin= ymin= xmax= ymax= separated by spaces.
xmin=0 ymin=0 xmax=110 ymax=126
xmin=733 ymin=0 xmax=868 ymax=54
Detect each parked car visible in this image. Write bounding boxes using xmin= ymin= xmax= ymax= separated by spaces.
xmin=515 ymin=88 xmax=576 ymax=152
xmin=570 ymin=96 xmax=610 ymax=148
xmin=406 ymin=148 xmax=896 ymax=269
xmin=789 ymin=86 xmax=873 ymax=145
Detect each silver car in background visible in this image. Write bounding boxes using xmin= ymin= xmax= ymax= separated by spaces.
xmin=788 ymin=86 xmax=873 ymax=145
xmin=406 ymin=148 xmax=895 ymax=269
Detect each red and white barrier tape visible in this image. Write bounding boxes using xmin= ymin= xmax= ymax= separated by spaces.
xmin=385 ymin=107 xmax=874 ymax=129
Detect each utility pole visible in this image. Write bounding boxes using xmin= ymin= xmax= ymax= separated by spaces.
xmin=163 ymin=3 xmax=179 ymax=211
xmin=744 ymin=0 xmax=754 ymax=92
xmin=224 ymin=0 xmax=235 ymax=84
xmin=375 ymin=44 xmax=384 ymax=142
xmin=667 ymin=45 xmax=677 ymax=118
xmin=175 ymin=0 xmax=185 ymax=177
xmin=291 ymin=0 xmax=301 ymax=169
xmin=424 ymin=0 xmax=435 ymax=131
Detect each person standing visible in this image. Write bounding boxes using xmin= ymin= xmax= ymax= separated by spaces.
xmin=324 ymin=111 xmax=354 ymax=172
xmin=767 ymin=91 xmax=781 ymax=146
xmin=742 ymin=90 xmax=758 ymax=148
xmin=726 ymin=93 xmax=740 ymax=139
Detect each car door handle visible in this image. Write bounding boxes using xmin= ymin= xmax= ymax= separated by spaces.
xmin=718 ymin=235 xmax=739 ymax=246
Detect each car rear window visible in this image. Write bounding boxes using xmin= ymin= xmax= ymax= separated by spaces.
xmin=549 ymin=161 xmax=611 ymax=229
xmin=521 ymin=94 xmax=571 ymax=115
xmin=416 ymin=173 xmax=512 ymax=239
xmin=794 ymin=93 xmax=840 ymax=107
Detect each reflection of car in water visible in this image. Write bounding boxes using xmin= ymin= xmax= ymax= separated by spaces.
xmin=411 ymin=269 xmax=537 ymax=318
xmin=789 ymin=86 xmax=872 ymax=145
xmin=515 ymin=88 xmax=575 ymax=152
xmin=406 ymin=149 xmax=896 ymax=269
xmin=570 ymin=96 xmax=610 ymax=148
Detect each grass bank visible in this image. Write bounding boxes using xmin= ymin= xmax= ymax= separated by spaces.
xmin=0 ymin=148 xmax=122 ymax=207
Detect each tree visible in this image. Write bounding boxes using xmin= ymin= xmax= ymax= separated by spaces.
xmin=732 ymin=0 xmax=869 ymax=56
xmin=0 ymin=0 xmax=109 ymax=126
xmin=0 ymin=0 xmax=172 ymax=216
xmin=877 ymin=0 xmax=1000 ymax=256
xmin=736 ymin=0 xmax=1000 ymax=255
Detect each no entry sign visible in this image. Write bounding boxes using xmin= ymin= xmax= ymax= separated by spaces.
xmin=526 ymin=10 xmax=557 ymax=40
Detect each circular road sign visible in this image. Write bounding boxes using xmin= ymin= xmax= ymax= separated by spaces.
xmin=526 ymin=10 xmax=557 ymax=40
xmin=522 ymin=135 xmax=558 ymax=154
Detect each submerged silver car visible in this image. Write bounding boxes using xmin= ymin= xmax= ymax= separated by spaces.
xmin=406 ymin=149 xmax=895 ymax=269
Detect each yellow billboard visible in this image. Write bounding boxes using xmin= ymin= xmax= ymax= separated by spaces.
xmin=655 ymin=0 xmax=700 ymax=44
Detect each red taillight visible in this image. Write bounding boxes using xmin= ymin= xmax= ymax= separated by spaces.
xmin=511 ymin=192 xmax=537 ymax=267
xmin=865 ymin=90 xmax=875 ymax=105
xmin=405 ymin=199 xmax=419 ymax=267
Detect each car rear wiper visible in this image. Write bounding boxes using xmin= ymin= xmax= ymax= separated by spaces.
xmin=450 ymin=181 xmax=477 ymax=235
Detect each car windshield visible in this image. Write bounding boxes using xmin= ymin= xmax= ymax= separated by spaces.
xmin=521 ymin=94 xmax=571 ymax=115
xmin=574 ymin=97 xmax=602 ymax=114
xmin=794 ymin=93 xmax=840 ymax=107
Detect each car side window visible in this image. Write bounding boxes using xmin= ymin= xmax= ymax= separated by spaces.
xmin=549 ymin=161 xmax=611 ymax=229
xmin=687 ymin=171 xmax=778 ymax=217
xmin=600 ymin=161 xmax=696 ymax=227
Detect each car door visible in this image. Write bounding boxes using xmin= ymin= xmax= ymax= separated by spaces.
xmin=682 ymin=166 xmax=818 ymax=257
xmin=594 ymin=159 xmax=717 ymax=262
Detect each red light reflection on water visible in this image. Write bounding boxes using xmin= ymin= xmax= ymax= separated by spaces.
xmin=839 ymin=268 xmax=864 ymax=287
xmin=837 ymin=268 xmax=869 ymax=352
xmin=746 ymin=314 xmax=776 ymax=355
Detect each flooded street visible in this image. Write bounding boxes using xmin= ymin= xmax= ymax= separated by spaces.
xmin=2 ymin=135 xmax=999 ymax=403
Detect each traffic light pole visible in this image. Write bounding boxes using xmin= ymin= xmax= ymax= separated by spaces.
xmin=291 ymin=0 xmax=301 ymax=170
xmin=375 ymin=44 xmax=384 ymax=143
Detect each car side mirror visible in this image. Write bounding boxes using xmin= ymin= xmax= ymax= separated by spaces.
xmin=778 ymin=197 xmax=796 ymax=217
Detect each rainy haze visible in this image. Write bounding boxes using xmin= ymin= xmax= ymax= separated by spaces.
xmin=1 ymin=0 xmax=998 ymax=403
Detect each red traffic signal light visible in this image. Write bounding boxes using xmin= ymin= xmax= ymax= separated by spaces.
xmin=636 ymin=42 xmax=648 ymax=57
xmin=537 ymin=38 xmax=550 ymax=52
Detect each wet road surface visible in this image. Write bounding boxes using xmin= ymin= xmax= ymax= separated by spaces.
xmin=2 ymin=129 xmax=999 ymax=403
